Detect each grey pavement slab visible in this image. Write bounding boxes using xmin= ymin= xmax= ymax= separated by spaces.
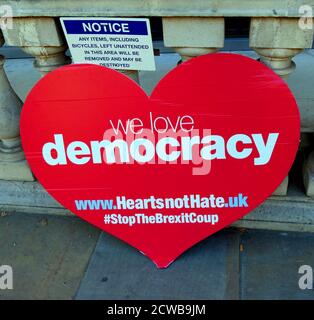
xmin=1 ymin=211 xmax=314 ymax=299
xmin=240 ymin=230 xmax=314 ymax=300
xmin=0 ymin=213 xmax=100 ymax=299
xmin=75 ymin=229 xmax=240 ymax=300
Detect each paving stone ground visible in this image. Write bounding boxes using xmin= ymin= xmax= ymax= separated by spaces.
xmin=0 ymin=213 xmax=100 ymax=299
xmin=240 ymin=230 xmax=314 ymax=299
xmin=76 ymin=229 xmax=240 ymax=300
xmin=0 ymin=212 xmax=314 ymax=299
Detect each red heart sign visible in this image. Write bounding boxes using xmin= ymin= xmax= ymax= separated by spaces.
xmin=20 ymin=53 xmax=300 ymax=268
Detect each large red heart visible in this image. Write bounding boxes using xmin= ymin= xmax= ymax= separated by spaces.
xmin=20 ymin=53 xmax=299 ymax=268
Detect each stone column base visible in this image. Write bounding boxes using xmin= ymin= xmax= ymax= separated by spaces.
xmin=272 ymin=176 xmax=289 ymax=196
xmin=303 ymin=151 xmax=314 ymax=197
xmin=0 ymin=160 xmax=34 ymax=181
xmin=119 ymin=70 xmax=139 ymax=83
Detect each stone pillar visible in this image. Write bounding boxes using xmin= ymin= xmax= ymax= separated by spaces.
xmin=162 ymin=17 xmax=224 ymax=61
xmin=0 ymin=31 xmax=33 ymax=180
xmin=303 ymin=148 xmax=314 ymax=196
xmin=250 ymin=17 xmax=314 ymax=196
xmin=2 ymin=17 xmax=70 ymax=76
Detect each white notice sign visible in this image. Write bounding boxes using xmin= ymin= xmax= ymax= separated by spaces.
xmin=60 ymin=17 xmax=156 ymax=71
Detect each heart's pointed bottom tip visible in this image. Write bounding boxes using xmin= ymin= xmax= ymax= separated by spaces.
xmin=153 ymin=258 xmax=176 ymax=269
xmin=140 ymin=250 xmax=176 ymax=269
